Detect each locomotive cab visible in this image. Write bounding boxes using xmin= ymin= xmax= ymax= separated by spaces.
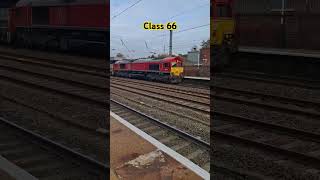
xmin=169 ymin=57 xmax=184 ymax=83
xmin=212 ymin=0 xmax=236 ymax=69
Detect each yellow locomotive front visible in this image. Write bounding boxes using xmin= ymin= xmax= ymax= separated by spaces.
xmin=170 ymin=58 xmax=184 ymax=83
xmin=211 ymin=0 xmax=236 ymax=69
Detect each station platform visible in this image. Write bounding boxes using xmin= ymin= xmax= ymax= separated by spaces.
xmin=239 ymin=46 xmax=320 ymax=59
xmin=0 ymin=155 xmax=37 ymax=180
xmin=110 ymin=112 xmax=209 ymax=180
xmin=184 ymin=76 xmax=210 ymax=81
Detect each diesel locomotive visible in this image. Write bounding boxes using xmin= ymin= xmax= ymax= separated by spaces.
xmin=112 ymin=56 xmax=184 ymax=84
xmin=0 ymin=0 xmax=108 ymax=53
xmin=212 ymin=0 xmax=236 ymax=69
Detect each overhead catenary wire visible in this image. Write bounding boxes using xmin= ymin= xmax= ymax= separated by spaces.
xmin=111 ymin=0 xmax=209 ymax=57
xmin=155 ymin=24 xmax=210 ymax=38
xmin=120 ymin=39 xmax=133 ymax=54
xmin=172 ymin=38 xmax=209 ymax=45
xmin=165 ymin=3 xmax=209 ymax=22
xmin=145 ymin=41 xmax=157 ymax=54
xmin=177 ymin=24 xmax=210 ymax=33
xmin=111 ymin=0 xmax=135 ymax=16
xmin=112 ymin=0 xmax=143 ymax=20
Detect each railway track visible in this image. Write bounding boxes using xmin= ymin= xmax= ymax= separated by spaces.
xmin=0 ymin=50 xmax=106 ymax=78
xmin=0 ymin=67 xmax=106 ymax=129
xmin=213 ymin=68 xmax=320 ymax=178
xmin=110 ymin=99 xmax=210 ymax=172
xmin=0 ymin=116 xmax=108 ymax=180
xmin=0 ymin=51 xmax=108 ymax=164
xmin=111 ymin=79 xmax=209 ymax=114
xmin=213 ymin=112 xmax=320 ymax=177
xmin=112 ymin=77 xmax=209 ymax=98
xmin=212 ymin=85 xmax=320 ymax=119
xmin=217 ymin=70 xmax=320 ymax=90
xmin=182 ymin=77 xmax=210 ymax=89
xmin=0 ymin=58 xmax=106 ymax=106
xmin=111 ymin=92 xmax=210 ymax=127
xmin=0 ymin=51 xmax=106 ymax=130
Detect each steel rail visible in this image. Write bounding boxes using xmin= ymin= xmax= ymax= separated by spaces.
xmin=111 ymin=99 xmax=210 ymax=149
xmin=217 ymin=70 xmax=320 ymax=89
xmin=214 ymin=130 xmax=320 ymax=167
xmin=111 ymin=85 xmax=209 ymax=114
xmin=111 ymin=78 xmax=209 ymax=98
xmin=214 ymin=112 xmax=320 ymax=143
xmin=111 ymin=82 xmax=209 ymax=105
xmin=212 ymin=86 xmax=320 ymax=118
xmin=0 ymin=52 xmax=106 ymax=77
xmin=0 ymin=116 xmax=109 ymax=172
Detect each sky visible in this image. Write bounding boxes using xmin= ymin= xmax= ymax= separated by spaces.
xmin=110 ymin=0 xmax=210 ymax=59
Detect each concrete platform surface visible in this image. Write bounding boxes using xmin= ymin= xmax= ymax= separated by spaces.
xmin=239 ymin=46 xmax=320 ymax=59
xmin=110 ymin=113 xmax=206 ymax=180
xmin=0 ymin=169 xmax=15 ymax=180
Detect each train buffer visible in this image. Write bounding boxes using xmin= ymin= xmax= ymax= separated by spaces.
xmin=110 ymin=112 xmax=208 ymax=180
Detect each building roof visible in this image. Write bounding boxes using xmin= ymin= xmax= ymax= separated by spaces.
xmin=16 ymin=0 xmax=107 ymax=7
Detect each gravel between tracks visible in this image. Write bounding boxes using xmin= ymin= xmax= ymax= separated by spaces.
xmin=213 ymin=139 xmax=320 ymax=180
xmin=0 ymin=51 xmax=108 ymax=165
xmin=111 ymin=86 xmax=209 ymax=123
xmin=215 ymin=99 xmax=320 ymax=134
xmin=213 ymin=76 xmax=320 ymax=103
xmin=112 ymin=77 xmax=209 ymax=95
xmin=0 ymin=46 xmax=105 ymax=68
xmin=1 ymin=79 xmax=105 ymax=129
xmin=212 ymin=72 xmax=320 ymax=179
xmin=112 ymin=85 xmax=209 ymax=113
xmin=111 ymin=88 xmax=210 ymax=142
xmin=0 ymin=80 xmax=107 ymax=163
xmin=112 ymin=80 xmax=209 ymax=104
xmin=0 ymin=58 xmax=106 ymax=88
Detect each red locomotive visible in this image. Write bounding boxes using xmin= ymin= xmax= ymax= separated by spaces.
xmin=0 ymin=0 xmax=109 ymax=52
xmin=112 ymin=56 xmax=185 ymax=83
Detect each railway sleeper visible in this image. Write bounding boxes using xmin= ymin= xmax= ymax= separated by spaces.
xmin=150 ymin=130 xmax=167 ymax=137
xmin=143 ymin=126 xmax=160 ymax=132
xmin=13 ymin=154 xmax=52 ymax=167
xmin=134 ymin=121 xmax=150 ymax=128
xmin=42 ymin=170 xmax=90 ymax=180
xmin=160 ymin=135 xmax=178 ymax=144
xmin=1 ymin=147 xmax=36 ymax=159
xmin=186 ymin=149 xmax=205 ymax=160
xmin=172 ymin=142 xmax=191 ymax=152
xmin=25 ymin=162 xmax=71 ymax=178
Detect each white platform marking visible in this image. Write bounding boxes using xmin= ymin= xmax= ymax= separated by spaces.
xmin=110 ymin=111 xmax=210 ymax=180
xmin=184 ymin=76 xmax=210 ymax=80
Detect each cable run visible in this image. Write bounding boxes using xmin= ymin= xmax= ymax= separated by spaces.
xmin=112 ymin=0 xmax=143 ymax=20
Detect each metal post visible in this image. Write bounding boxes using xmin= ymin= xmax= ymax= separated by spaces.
xmin=169 ymin=30 xmax=172 ymax=56
xmin=281 ymin=0 xmax=284 ymax=25
xmin=197 ymin=51 xmax=200 ymax=69
xmin=281 ymin=0 xmax=285 ymax=48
